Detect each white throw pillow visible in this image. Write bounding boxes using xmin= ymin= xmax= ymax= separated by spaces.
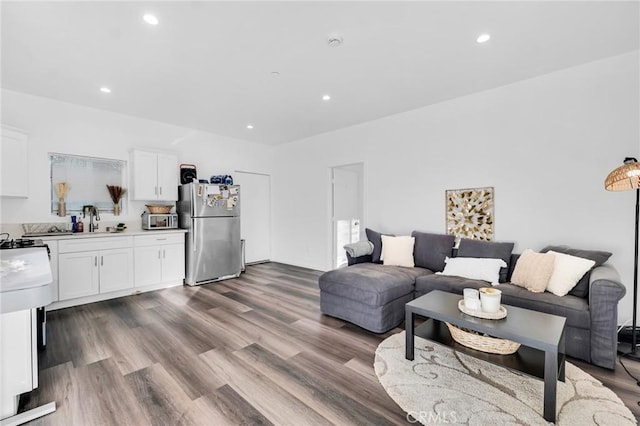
xmin=381 ymin=235 xmax=415 ymax=267
xmin=436 ymin=257 xmax=507 ymax=285
xmin=546 ymin=251 xmax=596 ymax=296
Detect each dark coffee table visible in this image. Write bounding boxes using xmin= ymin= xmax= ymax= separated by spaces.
xmin=405 ymin=290 xmax=566 ymax=423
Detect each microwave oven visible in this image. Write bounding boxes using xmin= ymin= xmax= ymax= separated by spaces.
xmin=142 ymin=213 xmax=179 ymax=230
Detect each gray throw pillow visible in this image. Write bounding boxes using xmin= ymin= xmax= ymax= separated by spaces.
xmin=411 ymin=231 xmax=455 ymax=272
xmin=365 ymin=228 xmax=394 ymax=264
xmin=457 ymin=238 xmax=515 ymax=283
xmin=540 ymin=245 xmax=612 ymax=298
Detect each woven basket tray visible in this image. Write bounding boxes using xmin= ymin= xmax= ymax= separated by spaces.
xmin=146 ymin=204 xmax=173 ymax=214
xmin=445 ymin=322 xmax=520 ymax=355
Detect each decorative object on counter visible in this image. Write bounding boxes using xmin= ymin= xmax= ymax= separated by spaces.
xmin=445 ymin=186 xmax=494 ymax=241
xmin=106 ymin=185 xmax=126 ymax=216
xmin=54 ymin=182 xmax=69 ymax=217
xmin=77 ymin=218 xmax=84 ymax=232
xmin=145 ymin=204 xmax=173 ymax=214
xmin=71 ymin=215 xmax=78 ymax=233
xmin=180 ymin=164 xmax=197 ymax=184
xmin=106 ymin=223 xmax=127 ymax=233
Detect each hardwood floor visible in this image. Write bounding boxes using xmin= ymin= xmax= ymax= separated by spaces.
xmin=23 ymin=262 xmax=640 ymax=425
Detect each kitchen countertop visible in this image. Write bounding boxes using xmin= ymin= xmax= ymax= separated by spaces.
xmin=33 ymin=228 xmax=187 ymax=240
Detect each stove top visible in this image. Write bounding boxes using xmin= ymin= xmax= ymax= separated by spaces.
xmin=0 ymin=238 xmax=46 ymax=250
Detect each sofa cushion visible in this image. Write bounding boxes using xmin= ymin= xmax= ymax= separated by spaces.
xmin=438 ymin=257 xmax=506 ymax=284
xmin=541 ymin=245 xmax=612 ymax=298
xmin=366 ymin=228 xmax=394 ymax=263
xmin=510 ymin=249 xmax=555 ymax=293
xmin=415 ymin=274 xmax=488 ymax=296
xmin=381 ymin=235 xmax=415 ymax=267
xmin=414 ymin=275 xmax=590 ymax=329
xmin=319 ymin=263 xmax=432 ymax=307
xmin=457 ymin=238 xmax=515 ymax=283
xmin=411 ymin=231 xmax=455 ymax=272
xmin=546 ymin=251 xmax=596 ymax=297
xmin=497 ymin=283 xmax=590 ymax=329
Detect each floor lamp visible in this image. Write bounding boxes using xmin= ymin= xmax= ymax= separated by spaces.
xmin=605 ymin=157 xmax=640 ymax=360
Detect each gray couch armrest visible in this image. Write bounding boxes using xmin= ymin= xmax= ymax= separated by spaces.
xmin=589 ymin=264 xmax=627 ymax=369
xmin=346 ymin=253 xmax=373 ymax=266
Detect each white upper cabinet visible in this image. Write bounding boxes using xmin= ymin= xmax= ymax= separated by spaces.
xmin=0 ymin=125 xmax=28 ymax=198
xmin=131 ymin=149 xmax=178 ymax=201
xmin=156 ymin=153 xmax=179 ymax=201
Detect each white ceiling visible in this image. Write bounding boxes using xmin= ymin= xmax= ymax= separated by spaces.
xmin=2 ymin=1 xmax=638 ymax=145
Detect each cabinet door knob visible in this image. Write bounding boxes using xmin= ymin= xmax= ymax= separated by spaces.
xmin=101 ymin=256 xmax=104 ymax=266
xmin=163 ymin=249 xmax=166 ymax=259
xmin=158 ymin=249 xmax=161 ymax=259
xmin=95 ymin=256 xmax=97 ymax=266
xmin=159 ymin=186 xmax=163 ymax=195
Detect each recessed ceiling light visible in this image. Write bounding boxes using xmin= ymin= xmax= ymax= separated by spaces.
xmin=246 ymin=124 xmax=254 ymax=130
xmin=322 ymin=94 xmax=331 ymax=101
xmin=476 ymin=33 xmax=491 ymax=43
xmin=143 ymin=14 xmax=159 ymax=25
xmin=100 ymin=87 xmax=111 ymax=93
xmin=271 ymin=71 xmax=280 ymax=77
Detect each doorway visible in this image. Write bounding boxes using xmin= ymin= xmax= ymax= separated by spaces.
xmin=332 ymin=163 xmax=364 ymax=268
xmin=234 ymin=171 xmax=271 ymax=264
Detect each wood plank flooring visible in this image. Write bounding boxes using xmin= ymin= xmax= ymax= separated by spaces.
xmin=22 ymin=262 xmax=640 ymax=424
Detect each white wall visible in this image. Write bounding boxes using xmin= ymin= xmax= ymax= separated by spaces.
xmin=0 ymin=89 xmax=274 ymax=229
xmin=271 ymin=51 xmax=640 ymax=323
xmin=2 ymin=51 xmax=638 ymax=323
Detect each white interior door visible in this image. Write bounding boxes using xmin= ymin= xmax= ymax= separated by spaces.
xmin=234 ymin=171 xmax=271 ymax=264
xmin=332 ymin=163 xmax=364 ymax=268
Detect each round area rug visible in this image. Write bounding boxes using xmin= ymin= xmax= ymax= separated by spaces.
xmin=374 ymin=332 xmax=636 ymax=425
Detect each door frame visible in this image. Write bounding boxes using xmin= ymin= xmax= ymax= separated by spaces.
xmin=330 ymin=162 xmax=364 ymax=269
xmin=234 ymin=170 xmax=272 ymax=265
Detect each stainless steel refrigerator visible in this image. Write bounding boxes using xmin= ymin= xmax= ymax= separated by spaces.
xmin=177 ymin=183 xmax=241 ymax=286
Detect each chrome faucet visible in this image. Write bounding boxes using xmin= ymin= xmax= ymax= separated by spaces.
xmin=82 ymin=205 xmax=100 ymax=232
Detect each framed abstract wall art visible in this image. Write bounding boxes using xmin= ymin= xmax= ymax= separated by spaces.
xmin=446 ymin=187 xmax=494 ymax=241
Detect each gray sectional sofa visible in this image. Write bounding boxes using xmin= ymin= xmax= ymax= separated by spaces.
xmin=319 ymin=230 xmax=627 ymax=369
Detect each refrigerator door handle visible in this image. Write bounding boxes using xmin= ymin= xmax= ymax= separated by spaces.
xmin=191 ymin=218 xmax=197 ymax=251
xmin=190 ymin=182 xmax=196 ymax=218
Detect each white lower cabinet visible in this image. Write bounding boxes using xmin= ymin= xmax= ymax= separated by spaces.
xmin=161 ymin=243 xmax=185 ymax=282
xmin=134 ymin=245 xmax=163 ymax=286
xmin=51 ymin=232 xmax=184 ymax=309
xmin=134 ymin=233 xmax=185 ymax=287
xmin=98 ymin=248 xmax=134 ymax=293
xmin=58 ymin=251 xmax=100 ymax=300
xmin=58 ymin=237 xmax=133 ymax=301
